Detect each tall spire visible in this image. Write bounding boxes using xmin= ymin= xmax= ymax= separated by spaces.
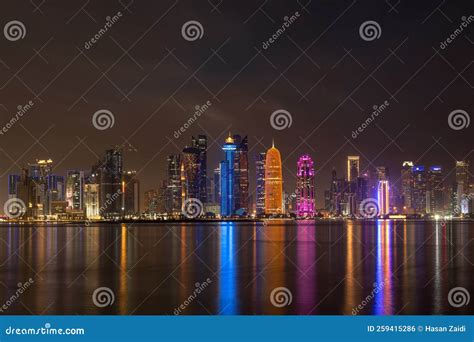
xmin=272 ymin=139 xmax=275 ymax=148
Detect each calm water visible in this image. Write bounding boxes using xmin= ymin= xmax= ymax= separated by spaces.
xmin=0 ymin=220 xmax=472 ymax=315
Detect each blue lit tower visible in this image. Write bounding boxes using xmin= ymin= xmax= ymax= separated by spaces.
xmin=220 ymin=134 xmax=237 ymax=216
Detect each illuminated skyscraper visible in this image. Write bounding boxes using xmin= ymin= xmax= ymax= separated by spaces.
xmin=233 ymin=135 xmax=249 ymax=215
xmin=427 ymin=166 xmax=444 ymax=215
xmin=29 ymin=159 xmax=54 ymax=217
xmin=347 ymin=156 xmax=360 ymax=182
xmin=84 ymin=183 xmax=99 ymax=218
xmin=213 ymin=167 xmax=220 ymax=203
xmin=66 ymin=170 xmax=84 ymax=210
xmin=192 ymin=135 xmax=208 ymax=204
xmin=7 ymin=174 xmax=20 ymax=199
xmin=401 ymin=161 xmax=414 ymax=212
xmin=296 ymin=155 xmax=315 ymax=218
xmin=455 ymin=160 xmax=470 ymax=214
xmin=220 ymin=134 xmax=237 ymax=216
xmin=377 ymin=180 xmax=390 ymax=216
xmin=122 ymin=170 xmax=139 ymax=217
xmin=412 ymin=166 xmax=427 ymax=215
xmin=182 ymin=147 xmax=200 ymax=200
xmin=255 ymin=152 xmax=266 ymax=216
xmin=98 ymin=148 xmax=123 ymax=218
xmin=265 ymin=142 xmax=283 ymax=215
xmin=166 ymin=154 xmax=182 ymax=215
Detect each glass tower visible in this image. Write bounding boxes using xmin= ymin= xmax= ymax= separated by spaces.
xmin=296 ymin=155 xmax=315 ymax=218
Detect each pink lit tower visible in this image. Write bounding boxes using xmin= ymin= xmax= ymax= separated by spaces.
xmin=296 ymin=155 xmax=315 ymax=218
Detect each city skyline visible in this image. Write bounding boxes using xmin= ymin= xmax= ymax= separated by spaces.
xmin=0 ymin=0 xmax=472 ymax=213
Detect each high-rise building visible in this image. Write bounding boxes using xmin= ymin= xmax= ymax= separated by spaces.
xmin=28 ymin=159 xmax=54 ymax=217
xmin=213 ymin=167 xmax=220 ymax=204
xmin=98 ymin=148 xmax=123 ymax=218
xmin=401 ymin=161 xmax=414 ymax=212
xmin=182 ymin=147 xmax=200 ymax=200
xmin=376 ymin=166 xmax=388 ymax=181
xmin=455 ymin=160 xmax=470 ymax=214
xmin=220 ymin=134 xmax=237 ymax=216
xmin=427 ymin=166 xmax=444 ymax=215
xmin=66 ymin=170 xmax=84 ymax=210
xmin=144 ymin=189 xmax=158 ymax=214
xmin=412 ymin=166 xmax=427 ymax=215
xmin=8 ymin=174 xmax=20 ymax=199
xmin=378 ymin=180 xmax=390 ymax=216
xmin=84 ymin=183 xmax=99 ymax=218
xmin=255 ymin=152 xmax=266 ymax=216
xmin=265 ymin=142 xmax=283 ymax=215
xmin=296 ymin=155 xmax=315 ymax=218
xmin=347 ymin=156 xmax=360 ymax=182
xmin=233 ymin=135 xmax=249 ymax=215
xmin=192 ymin=135 xmax=208 ymax=204
xmin=122 ymin=170 xmax=139 ymax=217
xmin=166 ymin=154 xmax=182 ymax=215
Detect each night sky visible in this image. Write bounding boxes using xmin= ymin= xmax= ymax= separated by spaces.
xmin=0 ymin=0 xmax=472 ymax=211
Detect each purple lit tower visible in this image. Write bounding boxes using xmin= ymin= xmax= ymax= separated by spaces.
xmin=296 ymin=155 xmax=315 ymax=218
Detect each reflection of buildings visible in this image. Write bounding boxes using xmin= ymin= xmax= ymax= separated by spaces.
xmin=265 ymin=142 xmax=283 ymax=215
xmin=255 ymin=152 xmax=266 ymax=216
xmin=296 ymin=155 xmax=315 ymax=218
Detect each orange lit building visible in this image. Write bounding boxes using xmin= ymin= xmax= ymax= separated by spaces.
xmin=264 ymin=142 xmax=283 ymax=215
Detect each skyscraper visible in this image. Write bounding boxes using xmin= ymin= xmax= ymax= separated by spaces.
xmin=296 ymin=155 xmax=315 ymax=218
xmin=265 ymin=142 xmax=283 ymax=215
xmin=377 ymin=180 xmax=390 ymax=216
xmin=255 ymin=152 xmax=266 ymax=216
xmin=8 ymin=174 xmax=20 ymax=199
xmin=455 ymin=160 xmax=470 ymax=214
xmin=233 ymin=135 xmax=249 ymax=215
xmin=213 ymin=167 xmax=220 ymax=204
xmin=29 ymin=159 xmax=53 ymax=217
xmin=192 ymin=135 xmax=208 ymax=204
xmin=182 ymin=147 xmax=200 ymax=200
xmin=427 ymin=166 xmax=444 ymax=215
xmin=84 ymin=183 xmax=99 ymax=218
xmin=122 ymin=170 xmax=139 ymax=217
xmin=412 ymin=166 xmax=427 ymax=215
xmin=66 ymin=170 xmax=84 ymax=210
xmin=166 ymin=154 xmax=182 ymax=215
xmin=401 ymin=161 xmax=414 ymax=212
xmin=144 ymin=189 xmax=158 ymax=214
xmin=347 ymin=156 xmax=360 ymax=182
xmin=220 ymin=134 xmax=237 ymax=217
xmin=98 ymin=148 xmax=123 ymax=217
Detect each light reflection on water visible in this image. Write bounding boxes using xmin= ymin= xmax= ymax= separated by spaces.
xmin=0 ymin=220 xmax=472 ymax=315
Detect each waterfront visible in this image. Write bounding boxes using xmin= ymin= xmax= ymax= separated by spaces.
xmin=0 ymin=220 xmax=472 ymax=315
